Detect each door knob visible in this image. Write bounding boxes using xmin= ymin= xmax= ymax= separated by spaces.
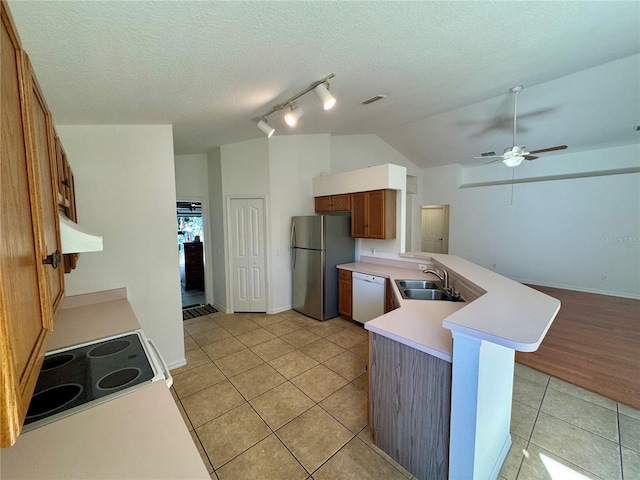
xmin=43 ymin=250 xmax=62 ymax=269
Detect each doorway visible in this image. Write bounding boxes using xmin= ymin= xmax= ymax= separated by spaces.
xmin=229 ymin=197 xmax=267 ymax=312
xmin=177 ymin=201 xmax=205 ymax=308
xmin=421 ymin=204 xmax=450 ymax=253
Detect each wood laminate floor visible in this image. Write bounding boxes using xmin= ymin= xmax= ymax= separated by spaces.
xmin=516 ymin=285 xmax=640 ymax=410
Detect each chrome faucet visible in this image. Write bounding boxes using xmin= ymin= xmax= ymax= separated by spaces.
xmin=423 ymin=268 xmax=449 ymax=291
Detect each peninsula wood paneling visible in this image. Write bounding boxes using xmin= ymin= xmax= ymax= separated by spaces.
xmin=369 ymin=332 xmax=451 ymax=480
xmin=516 ymin=285 xmax=640 ymax=410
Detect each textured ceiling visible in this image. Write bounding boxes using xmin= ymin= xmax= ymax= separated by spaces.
xmin=7 ymin=0 xmax=640 ymax=168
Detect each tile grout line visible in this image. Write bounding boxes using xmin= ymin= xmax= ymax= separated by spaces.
xmin=617 ymin=403 xmax=625 ymax=480
xmin=513 ymin=373 xmax=550 ymax=479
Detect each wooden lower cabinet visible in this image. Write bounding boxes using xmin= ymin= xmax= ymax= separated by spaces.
xmin=338 ymin=269 xmax=352 ymax=317
xmin=384 ymin=279 xmax=399 ymax=313
xmin=369 ymin=333 xmax=451 ymax=479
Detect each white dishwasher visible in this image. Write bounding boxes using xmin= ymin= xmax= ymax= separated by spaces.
xmin=352 ymin=272 xmax=386 ymax=323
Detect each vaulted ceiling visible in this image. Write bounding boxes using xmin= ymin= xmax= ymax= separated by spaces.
xmin=8 ymin=1 xmax=640 ymax=168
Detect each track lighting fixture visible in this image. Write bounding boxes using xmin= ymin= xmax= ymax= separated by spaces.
xmin=256 ymin=118 xmax=274 ymax=138
xmin=314 ymin=81 xmax=336 ymax=110
xmin=284 ymin=104 xmax=303 ymax=127
xmin=255 ymin=73 xmax=336 ymax=137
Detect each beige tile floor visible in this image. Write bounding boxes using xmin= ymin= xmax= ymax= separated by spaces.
xmin=172 ymin=311 xmax=640 ymax=480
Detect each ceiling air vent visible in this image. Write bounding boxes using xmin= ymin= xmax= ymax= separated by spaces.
xmin=481 ymin=151 xmax=496 ymax=157
xmin=361 ymin=95 xmax=387 ymax=105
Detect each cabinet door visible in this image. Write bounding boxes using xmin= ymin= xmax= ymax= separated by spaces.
xmin=332 ymin=194 xmax=351 ymax=212
xmin=366 ymin=190 xmax=385 ymax=239
xmin=314 ymin=196 xmax=332 ymax=213
xmin=0 ymin=5 xmax=52 ymax=447
xmin=338 ymin=269 xmax=352 ymax=317
xmin=23 ymin=53 xmax=64 ymax=312
xmin=350 ymin=192 xmax=367 ymax=237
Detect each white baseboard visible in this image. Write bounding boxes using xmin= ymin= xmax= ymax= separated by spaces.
xmin=519 ymin=279 xmax=639 ymax=300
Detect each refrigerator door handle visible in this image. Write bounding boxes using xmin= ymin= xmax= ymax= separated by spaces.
xmin=290 ymin=222 xmax=296 ymax=270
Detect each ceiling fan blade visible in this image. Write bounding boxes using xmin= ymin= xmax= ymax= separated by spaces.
xmin=528 ymin=145 xmax=568 ymax=155
xmin=483 ymin=158 xmax=503 ymax=165
xmin=524 ymin=155 xmax=538 ymax=161
xmin=473 ymin=155 xmax=503 ymax=159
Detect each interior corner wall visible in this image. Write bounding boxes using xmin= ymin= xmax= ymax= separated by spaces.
xmin=330 ymin=134 xmax=419 ymax=256
xmin=55 ymin=125 xmax=185 ymax=367
xmin=268 ymin=134 xmax=332 ymax=313
xmin=174 ymin=154 xmax=213 ymax=306
xmin=207 ymin=148 xmax=226 ymax=313
xmin=419 ymin=148 xmax=640 ymax=298
xmin=330 ymin=134 xmax=421 ymax=176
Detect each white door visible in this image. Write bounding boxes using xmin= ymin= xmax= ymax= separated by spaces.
xmin=421 ymin=206 xmax=448 ymax=253
xmin=230 ymin=198 xmax=266 ymax=312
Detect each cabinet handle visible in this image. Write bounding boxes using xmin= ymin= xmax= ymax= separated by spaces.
xmin=43 ymin=250 xmax=62 ymax=269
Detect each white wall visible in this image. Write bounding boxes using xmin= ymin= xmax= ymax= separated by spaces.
xmin=56 ymin=125 xmax=185 ymax=367
xmin=175 ymin=154 xmax=214 ymax=306
xmin=207 ymin=148 xmax=227 ymax=313
xmin=420 ymin=146 xmax=640 ymax=298
xmin=219 ymin=138 xmax=270 ymax=311
xmin=330 ymin=134 xmax=420 ymax=176
xmin=268 ymin=135 xmax=331 ymax=312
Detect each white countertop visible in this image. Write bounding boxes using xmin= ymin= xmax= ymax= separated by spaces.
xmin=339 ymin=253 xmax=560 ymax=361
xmin=0 ymin=290 xmax=209 ymax=480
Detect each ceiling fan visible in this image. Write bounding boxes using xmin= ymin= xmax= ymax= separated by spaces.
xmin=475 ymin=85 xmax=567 ymax=167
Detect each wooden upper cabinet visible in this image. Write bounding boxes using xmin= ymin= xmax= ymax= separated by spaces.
xmin=55 ymin=136 xmax=79 ymax=273
xmin=23 ymin=52 xmax=64 ymax=312
xmin=0 ymin=1 xmax=58 ymax=448
xmin=350 ymin=189 xmax=396 ymax=239
xmin=55 ymin=135 xmax=70 ymax=209
xmin=314 ymin=194 xmax=351 ymax=213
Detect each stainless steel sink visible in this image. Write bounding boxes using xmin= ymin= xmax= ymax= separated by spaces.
xmin=402 ymin=289 xmax=452 ymax=300
xmin=396 ymin=280 xmax=441 ymax=290
xmin=394 ymin=279 xmax=463 ymax=302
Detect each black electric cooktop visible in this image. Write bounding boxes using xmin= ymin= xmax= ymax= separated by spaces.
xmin=24 ymin=332 xmax=155 ymax=430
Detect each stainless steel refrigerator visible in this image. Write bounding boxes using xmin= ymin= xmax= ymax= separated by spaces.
xmin=291 ymin=215 xmax=355 ymax=321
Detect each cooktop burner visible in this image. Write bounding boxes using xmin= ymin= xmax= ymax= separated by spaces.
xmin=24 ymin=332 xmax=156 ymax=430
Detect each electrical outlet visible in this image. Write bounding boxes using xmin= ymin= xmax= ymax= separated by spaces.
xmin=418 ymin=264 xmax=428 ymax=271
xmin=602 ymin=274 xmax=609 ymax=281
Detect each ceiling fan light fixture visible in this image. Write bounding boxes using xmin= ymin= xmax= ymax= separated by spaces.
xmin=315 ymin=82 xmax=336 ymax=110
xmin=284 ymin=104 xmax=303 ymax=127
xmin=257 ymin=118 xmax=275 ymax=137
xmin=503 ymin=156 xmax=524 ymax=168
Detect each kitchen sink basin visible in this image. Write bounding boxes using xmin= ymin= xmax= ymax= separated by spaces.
xmin=394 ymin=279 xmax=463 ymax=302
xmin=396 ymin=280 xmax=441 ymax=290
xmin=402 ymin=289 xmax=452 ymax=300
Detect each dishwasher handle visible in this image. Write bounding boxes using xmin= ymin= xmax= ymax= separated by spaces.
xmin=352 ymin=272 xmax=386 ymax=285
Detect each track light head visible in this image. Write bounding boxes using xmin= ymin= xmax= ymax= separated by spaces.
xmin=257 ymin=118 xmax=274 ymax=137
xmin=284 ymin=105 xmax=303 ymax=127
xmin=314 ymin=82 xmax=336 ymax=110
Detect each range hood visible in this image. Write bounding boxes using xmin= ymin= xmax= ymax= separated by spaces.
xmin=59 ymin=215 xmax=103 ymax=254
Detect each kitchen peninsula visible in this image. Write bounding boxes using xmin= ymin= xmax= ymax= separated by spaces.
xmin=338 ymin=253 xmax=560 ymax=480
